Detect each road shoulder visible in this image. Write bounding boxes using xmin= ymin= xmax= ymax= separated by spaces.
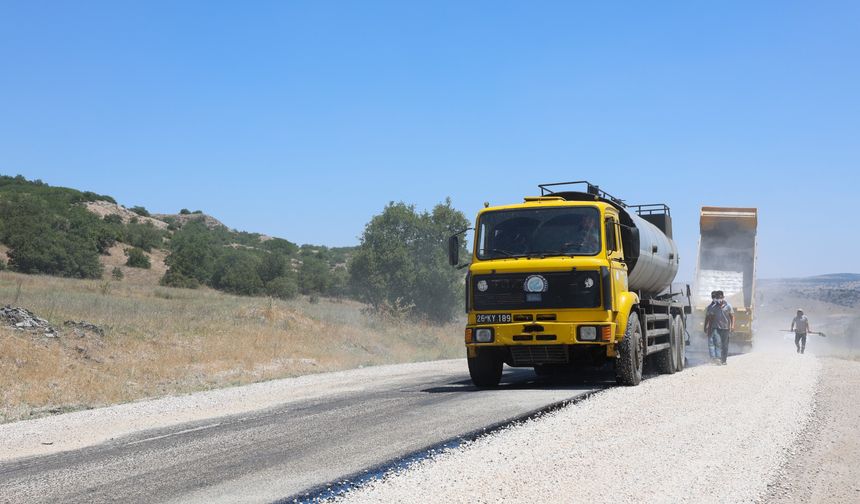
xmin=765 ymin=357 xmax=860 ymax=503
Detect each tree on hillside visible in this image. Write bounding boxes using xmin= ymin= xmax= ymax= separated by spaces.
xmin=349 ymin=198 xmax=469 ymax=323
xmin=161 ymin=220 xmax=218 ymax=287
xmin=258 ymin=252 xmax=289 ymax=284
xmin=299 ymin=254 xmax=332 ymax=295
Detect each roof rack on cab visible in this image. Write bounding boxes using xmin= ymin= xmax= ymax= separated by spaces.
xmin=539 ymin=181 xmax=673 ymax=236
xmin=538 ymin=181 xmax=627 ymax=207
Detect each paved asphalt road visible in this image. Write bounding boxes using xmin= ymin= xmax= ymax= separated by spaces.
xmin=0 ymin=363 xmax=610 ymax=504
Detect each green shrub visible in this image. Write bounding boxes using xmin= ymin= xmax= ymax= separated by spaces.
xmin=121 ymin=221 xmax=163 ymax=252
xmin=179 ymin=208 xmax=191 ymax=215
xmin=111 ymin=266 xmax=124 ymax=280
xmin=129 ymin=206 xmax=150 ymax=217
xmin=159 ymin=269 xmax=200 ymax=289
xmin=0 ymin=258 xmax=6 ymax=271
xmin=211 ymin=250 xmax=263 ymax=296
xmin=125 ymin=247 xmax=151 ymax=269
xmin=266 ymin=275 xmax=299 ymax=299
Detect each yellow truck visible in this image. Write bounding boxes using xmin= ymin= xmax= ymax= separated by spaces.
xmin=692 ymin=207 xmax=758 ymax=353
xmin=448 ymin=182 xmax=691 ymax=387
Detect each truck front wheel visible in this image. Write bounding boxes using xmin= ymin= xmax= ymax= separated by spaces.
xmin=468 ymin=349 xmax=503 ymax=388
xmin=616 ymin=312 xmax=644 ymax=386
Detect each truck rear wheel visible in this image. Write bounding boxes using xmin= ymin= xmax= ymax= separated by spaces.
xmin=616 ymin=312 xmax=644 ymax=386
xmin=654 ymin=320 xmax=677 ymax=375
xmin=674 ymin=316 xmax=686 ymax=372
xmin=468 ymin=349 xmax=502 ymax=388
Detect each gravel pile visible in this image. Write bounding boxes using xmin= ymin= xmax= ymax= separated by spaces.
xmin=332 ymin=352 xmax=819 ymax=504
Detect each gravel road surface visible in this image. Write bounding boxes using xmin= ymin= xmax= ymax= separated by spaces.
xmin=0 ymin=360 xmax=605 ymax=503
xmin=332 ymin=352 xmax=820 ymax=504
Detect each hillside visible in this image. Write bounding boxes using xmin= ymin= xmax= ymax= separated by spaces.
xmin=759 ymin=274 xmax=860 ymax=308
xmin=0 ymin=174 xmax=355 ymax=298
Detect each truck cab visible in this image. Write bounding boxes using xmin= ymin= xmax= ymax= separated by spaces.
xmin=450 ymin=182 xmax=689 ymax=387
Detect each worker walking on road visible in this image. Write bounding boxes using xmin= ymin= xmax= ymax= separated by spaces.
xmin=791 ymin=309 xmax=811 ymax=354
xmin=705 ymin=290 xmax=734 ymax=365
xmin=704 ymin=291 xmax=722 ymax=364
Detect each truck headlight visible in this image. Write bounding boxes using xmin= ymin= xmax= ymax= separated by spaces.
xmin=474 ymin=328 xmax=494 ymax=343
xmin=578 ymin=326 xmax=597 ymax=341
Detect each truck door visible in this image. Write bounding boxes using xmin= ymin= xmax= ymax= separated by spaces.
xmin=605 ymin=215 xmax=629 ymax=293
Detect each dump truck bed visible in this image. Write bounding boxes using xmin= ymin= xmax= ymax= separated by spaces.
xmin=693 ymin=207 xmax=758 ymax=351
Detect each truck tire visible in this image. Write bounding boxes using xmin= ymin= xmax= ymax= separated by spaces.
xmin=674 ymin=316 xmax=686 ymax=372
xmin=654 ymin=320 xmax=677 ymax=375
xmin=468 ymin=349 xmax=502 ymax=388
xmin=616 ymin=312 xmax=644 ymax=386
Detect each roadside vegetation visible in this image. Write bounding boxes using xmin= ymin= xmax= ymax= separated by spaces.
xmin=0 ymin=270 xmax=463 ymax=423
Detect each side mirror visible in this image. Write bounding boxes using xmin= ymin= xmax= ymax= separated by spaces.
xmin=686 ymin=284 xmax=692 ymax=298
xmin=448 ymin=235 xmax=459 ymax=266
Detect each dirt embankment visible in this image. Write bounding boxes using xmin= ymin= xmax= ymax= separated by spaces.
xmin=83 ymin=201 xmax=169 ymax=229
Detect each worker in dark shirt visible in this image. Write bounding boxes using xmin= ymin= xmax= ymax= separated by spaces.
xmin=704 ymin=290 xmax=734 ymax=365
xmin=704 ymin=291 xmax=721 ymax=364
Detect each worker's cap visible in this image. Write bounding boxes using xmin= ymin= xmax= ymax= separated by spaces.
xmin=797 ymin=308 xmax=804 ymax=313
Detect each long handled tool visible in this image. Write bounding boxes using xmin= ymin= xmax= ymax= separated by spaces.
xmin=781 ymin=329 xmax=827 ymax=338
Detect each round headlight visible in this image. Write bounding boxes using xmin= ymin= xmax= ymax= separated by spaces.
xmin=524 ymin=275 xmax=548 ymax=293
xmin=477 ymin=280 xmax=488 ymax=292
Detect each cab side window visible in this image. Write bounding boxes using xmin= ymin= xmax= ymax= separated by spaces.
xmin=605 ymin=218 xmax=617 ymax=252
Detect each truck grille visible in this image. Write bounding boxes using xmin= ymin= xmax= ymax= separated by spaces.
xmin=509 ymin=345 xmax=570 ymax=366
xmin=472 ymin=271 xmax=600 ymax=311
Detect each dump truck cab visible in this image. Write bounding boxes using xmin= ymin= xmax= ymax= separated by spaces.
xmin=450 ymin=182 xmax=690 ymax=387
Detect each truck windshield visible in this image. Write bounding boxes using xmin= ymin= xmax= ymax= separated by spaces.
xmin=476 ymin=207 xmax=601 ymax=260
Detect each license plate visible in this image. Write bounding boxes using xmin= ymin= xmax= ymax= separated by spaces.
xmin=475 ymin=313 xmax=512 ymax=324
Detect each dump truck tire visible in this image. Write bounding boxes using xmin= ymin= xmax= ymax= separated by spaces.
xmin=674 ymin=316 xmax=686 ymax=372
xmin=468 ymin=350 xmax=502 ymax=388
xmin=533 ymin=365 xmax=554 ymax=378
xmin=616 ymin=312 xmax=644 ymax=386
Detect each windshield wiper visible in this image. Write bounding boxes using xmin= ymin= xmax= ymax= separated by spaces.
xmin=528 ymin=250 xmax=578 ymax=258
xmin=486 ymin=248 xmax=517 ymax=258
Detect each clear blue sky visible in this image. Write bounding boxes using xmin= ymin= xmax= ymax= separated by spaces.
xmin=2 ymin=1 xmax=858 ymax=280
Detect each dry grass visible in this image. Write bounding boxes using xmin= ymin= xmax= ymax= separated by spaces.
xmin=0 ymin=270 xmax=463 ymax=423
